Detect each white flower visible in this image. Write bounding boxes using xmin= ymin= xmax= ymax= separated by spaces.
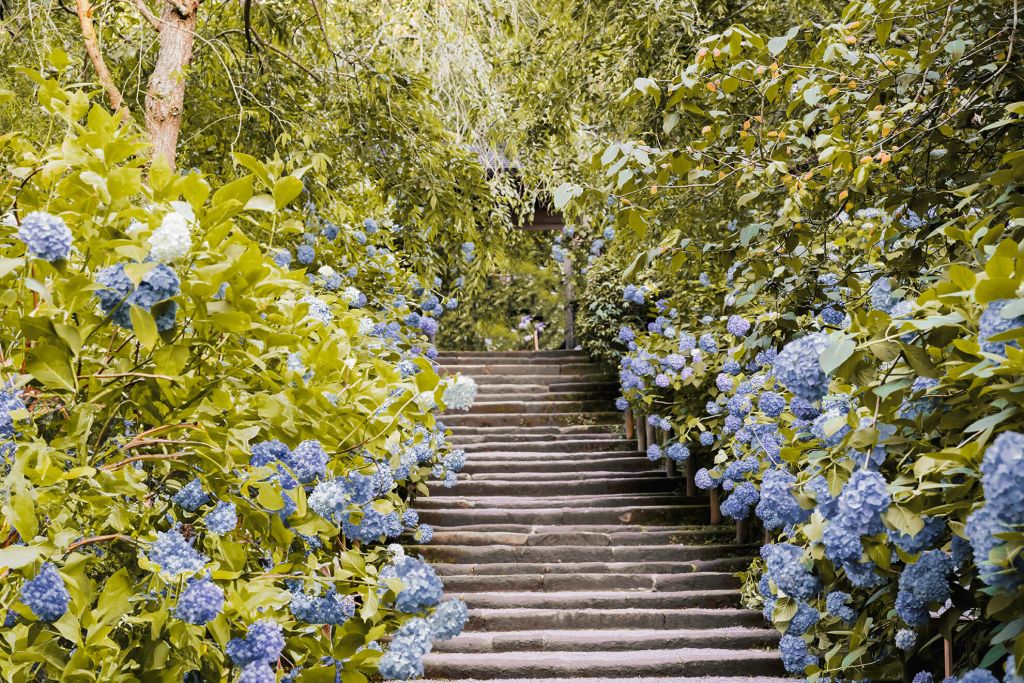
xmin=148 ymin=212 xmax=192 ymax=261
xmin=442 ymin=375 xmax=477 ymax=411
xmin=387 ymin=543 xmax=405 ymax=558
xmin=126 ymin=219 xmax=147 ymax=236
xmin=357 ymin=317 xmax=374 ymax=335
xmin=1 ymin=211 xmax=16 ymax=227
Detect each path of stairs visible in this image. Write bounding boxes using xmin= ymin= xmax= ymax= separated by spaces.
xmin=412 ymin=350 xmax=790 ymax=683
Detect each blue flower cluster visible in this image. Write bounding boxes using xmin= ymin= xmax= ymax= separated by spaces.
xmin=979 ymin=300 xmax=1024 ymax=357
xmin=623 ymin=284 xmax=648 ymax=305
xmin=227 ymin=619 xmax=285 ymax=667
xmin=172 ymin=478 xmax=210 ymax=512
xmin=966 ymin=431 xmax=1024 ymax=587
xmin=20 ymin=562 xmax=70 ymax=621
xmin=175 ymin=577 xmax=224 ymax=624
xmin=378 ymin=617 xmax=433 ymax=680
xmin=290 ymin=587 xmax=356 ymax=625
xmin=428 ymin=599 xmax=468 ymax=640
xmin=762 ymin=543 xmax=819 ymax=600
xmin=775 ymin=333 xmax=831 ymax=401
xmin=895 ymin=550 xmax=953 ymax=625
xmin=95 ymin=262 xmax=180 ymax=331
xmin=824 ymin=591 xmax=856 ymax=622
xmin=392 ymin=556 xmax=444 ymax=613
xmin=721 ymin=481 xmax=759 ymax=519
xmin=17 ymin=211 xmax=73 ymax=262
xmin=148 ymin=530 xmax=208 ymax=576
xmin=206 ymin=502 xmax=237 ymax=534
xmin=755 ymin=468 xmax=809 ymax=530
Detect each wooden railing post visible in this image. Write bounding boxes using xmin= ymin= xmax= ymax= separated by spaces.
xmin=636 ymin=414 xmax=646 ymax=451
xmin=644 ymin=422 xmax=655 ymax=455
xmin=710 ymin=487 xmax=722 ymax=525
xmin=624 ymin=407 xmax=634 ymax=440
xmin=562 ymin=253 xmax=576 ymax=349
xmin=663 ymin=430 xmax=677 ymax=478
xmin=685 ymin=457 xmax=696 ymax=496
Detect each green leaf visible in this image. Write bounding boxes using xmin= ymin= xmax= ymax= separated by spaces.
xmin=129 ymin=306 xmax=160 ymax=351
xmin=273 ymin=176 xmax=305 ymax=209
xmin=26 ymin=344 xmax=77 ymax=392
xmin=0 ymin=544 xmax=41 ymax=570
xmin=820 ymin=334 xmax=856 ymax=375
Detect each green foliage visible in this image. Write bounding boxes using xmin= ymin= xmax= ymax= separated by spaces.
xmin=0 ymin=78 xmax=461 ymax=681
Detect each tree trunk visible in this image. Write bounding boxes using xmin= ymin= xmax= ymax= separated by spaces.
xmin=144 ymin=0 xmax=199 ymax=170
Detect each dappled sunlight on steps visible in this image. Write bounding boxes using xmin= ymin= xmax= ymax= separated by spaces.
xmin=401 ymin=350 xmax=794 ymax=683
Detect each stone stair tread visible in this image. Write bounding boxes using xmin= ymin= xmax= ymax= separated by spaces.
xmin=419 ymin=494 xmax=692 ymax=509
xmin=433 ymin=626 xmax=778 ymax=652
xmin=431 ymin=558 xmax=754 ymax=576
xmin=439 ymin=571 xmax=740 ymax=592
xmin=403 ymin=678 xmax=796 ymax=683
xmin=428 ymin=529 xmax=729 ymax=546
xmin=452 ymin=589 xmax=741 ymax=609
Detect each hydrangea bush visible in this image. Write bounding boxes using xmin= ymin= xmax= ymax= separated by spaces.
xmin=558 ymin=1 xmax=1023 ymax=679
xmin=0 ymin=79 xmax=470 ymax=681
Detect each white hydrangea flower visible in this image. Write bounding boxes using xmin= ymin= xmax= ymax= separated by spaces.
xmin=442 ymin=375 xmax=477 ymax=411
xmin=387 ymin=543 xmax=405 ymax=558
xmin=1 ymin=211 xmax=16 ymax=227
xmin=148 ymin=212 xmax=192 ymax=262
xmin=357 ymin=317 xmax=374 ymax=335
xmin=126 ymin=218 xmax=147 ymax=236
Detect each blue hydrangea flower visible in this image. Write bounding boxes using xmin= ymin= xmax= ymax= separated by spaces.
xmin=699 ymin=431 xmax=715 ymax=446
xmin=835 ymin=469 xmax=890 ymax=536
xmin=698 ymin=333 xmax=718 ymax=353
xmin=175 ymin=577 xmax=224 ymax=624
xmin=393 ymin=556 xmax=444 ymax=613
xmin=756 ymin=468 xmax=810 ymax=530
xmin=895 ymin=628 xmax=917 ymax=650
xmin=418 ymin=524 xmax=433 ymax=543
xmin=757 ymin=391 xmax=786 ymax=418
xmin=20 ymin=562 xmax=70 ymax=621
xmin=364 ymin=218 xmax=379 ymax=233
xmin=778 ymin=633 xmax=817 ymax=674
xmin=786 ymin=601 xmax=820 ymax=635
xmin=296 ymin=244 xmax=315 ymax=265
xmin=726 ymin=315 xmax=751 ymax=337
xmin=250 ymin=439 xmax=290 ymax=467
xmin=378 ymin=617 xmax=433 ymax=680
xmin=172 ymin=478 xmax=209 ymax=512
xmin=715 ymin=373 xmax=734 ymax=393
xmin=979 ymin=300 xmax=1024 ymax=357
xmin=869 ymin=277 xmax=897 ymax=313
xmin=227 ymin=619 xmax=285 ymax=666
xmin=896 ymin=550 xmax=953 ymax=626
xmin=820 ymin=305 xmax=847 ymax=327
xmin=272 ymin=249 xmax=292 ymax=268
xmin=238 ymin=663 xmax=275 ymax=683
xmin=148 ymin=530 xmax=208 ymax=576
xmin=95 ymin=262 xmax=180 ymax=331
xmin=721 ymin=481 xmax=759 ymax=519
xmin=957 ymin=671 xmax=999 ymax=683
xmin=666 ymin=443 xmax=690 ymax=462
xmin=290 ymin=588 xmax=356 ymax=625
xmin=695 ymin=468 xmax=718 ymax=490
xmin=824 ymin=591 xmax=856 ymax=622
xmin=17 ymin=211 xmax=73 ymax=261
xmin=615 ymin=397 xmax=628 ymax=411
xmin=646 ymin=444 xmax=662 ymax=461
xmin=206 ymin=502 xmax=237 ymax=535
xmin=762 ymin=543 xmax=819 ymax=600
xmin=287 ymin=440 xmax=328 ymax=482
xmin=775 ymin=333 xmax=831 ymax=401
xmin=429 ymin=599 xmax=468 ymax=640
xmin=912 ymin=673 xmax=934 ymax=683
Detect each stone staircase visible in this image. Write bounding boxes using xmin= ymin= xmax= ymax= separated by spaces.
xmin=415 ymin=350 xmax=789 ymax=683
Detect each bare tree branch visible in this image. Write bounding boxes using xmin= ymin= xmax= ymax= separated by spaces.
xmin=75 ymin=0 xmax=125 ymax=111
xmin=124 ymin=0 xmax=161 ymax=31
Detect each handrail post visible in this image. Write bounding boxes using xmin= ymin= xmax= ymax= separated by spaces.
xmin=562 ymin=253 xmax=576 ymax=349
xmin=624 ymin=406 xmax=634 ymax=440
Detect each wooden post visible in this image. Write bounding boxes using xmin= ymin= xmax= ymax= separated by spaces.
xmin=636 ymin=414 xmax=646 ymax=451
xmin=663 ymin=430 xmax=677 ymax=478
xmin=562 ymin=253 xmax=576 ymax=349
xmin=944 ymin=638 xmax=953 ymax=679
xmin=710 ymin=487 xmax=722 ymax=525
xmin=624 ymin=407 xmax=634 ymax=440
xmin=685 ymin=457 xmax=696 ymax=496
xmin=645 ymin=422 xmax=655 ymax=455
xmin=735 ymin=519 xmax=748 ymax=544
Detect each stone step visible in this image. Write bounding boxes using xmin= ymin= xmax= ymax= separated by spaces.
xmin=455 ymin=590 xmax=741 ymax=610
xmin=454 ymin=438 xmax=636 ymax=452
xmin=437 ymin=350 xmax=591 ymax=360
xmin=432 ymin=626 xmax=776 ymax=653
xmin=464 ymin=608 xmax=767 ymax=632
xmin=441 ymin=412 xmax=622 ymax=428
xmin=457 ymin=448 xmax=643 ymax=462
xmin=473 ymin=381 xmax=620 ymax=395
xmin=463 ymin=391 xmax=619 ymax=403
xmin=444 ymin=424 xmax=622 ymax=437
xmin=417 ymin=494 xmax=693 ymax=510
xmin=440 ymin=357 xmax=592 ymax=367
xmin=461 ymin=459 xmax=660 ymax=476
xmin=453 ymin=470 xmax=669 ymax=482
xmin=445 ymin=364 xmax=606 ymax=377
xmin=422 ymin=649 xmax=786 ymax=679
xmin=462 ymin=400 xmax=613 ymax=415
xmin=425 ymin=527 xmax=728 ymax=547
xmin=440 ymin=571 xmax=741 ymax=593
xmin=417 ymin=505 xmax=710 ymax=527
xmin=431 ymin=557 xmax=755 ymax=576
xmin=408 ymin=677 xmax=795 ymax=683
xmin=470 ymin=375 xmax=615 ymax=387
xmin=428 ymin=476 xmax=680 ymax=496
xmin=414 ymin=543 xmax=753 ymax=564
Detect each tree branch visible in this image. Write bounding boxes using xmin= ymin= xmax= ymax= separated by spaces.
xmin=75 ymin=0 xmax=125 ymax=111
xmin=124 ymin=0 xmax=161 ymax=31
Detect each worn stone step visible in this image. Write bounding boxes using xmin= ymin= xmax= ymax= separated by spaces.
xmin=428 ymin=476 xmax=679 ymax=496
xmin=469 ymin=375 xmax=615 ymax=387
xmin=453 ymin=470 xmax=669 ymax=482
xmin=473 ymin=381 xmax=620 ymax=395
xmin=425 ymin=527 xmax=727 ymax=547
xmin=417 ymin=505 xmax=709 ymax=527
xmin=444 ymin=364 xmax=606 ymax=377
xmin=445 ymin=424 xmax=621 ymax=437
xmin=422 ymin=649 xmax=786 ymax=679
xmin=431 ymin=626 xmax=776 ymax=653
xmin=462 ymin=456 xmax=659 ymax=475
xmin=431 ymin=557 xmax=755 ymax=576
xmin=407 ymin=677 xmax=795 ymax=683
xmin=438 ymin=350 xmax=591 ymax=360
xmin=417 ymin=494 xmax=694 ymax=510
xmin=465 ymin=391 xmax=619 ymax=403
xmin=440 ymin=571 xmax=740 ymax=593
xmin=463 ymin=400 xmax=613 ymax=415
xmin=440 ymin=357 xmax=591 ymax=367
xmin=458 ymin=448 xmax=642 ymax=462
xmin=426 ymin=523 xmax=707 ymax=534
xmin=441 ymin=412 xmax=622 ymax=428
xmin=455 ymin=438 xmax=636 ymax=452
xmin=414 ymin=543 xmax=752 ymax=564
xmin=455 ymin=590 xmax=741 ymax=610
xmin=440 ymin=571 xmax=741 ymax=593
xmin=464 ymin=608 xmax=767 ymax=632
